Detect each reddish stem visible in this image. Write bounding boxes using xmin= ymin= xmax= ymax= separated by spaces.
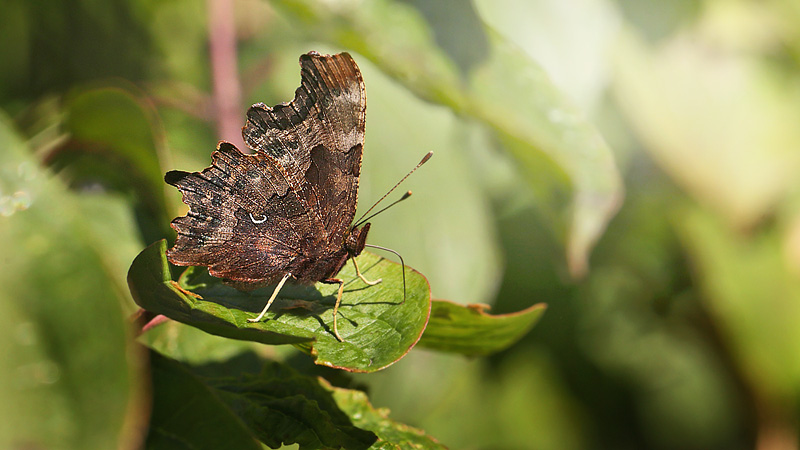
xmin=207 ymin=0 xmax=245 ymax=150
xmin=130 ymin=309 xmax=171 ymax=335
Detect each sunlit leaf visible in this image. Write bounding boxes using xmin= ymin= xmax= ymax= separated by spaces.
xmin=128 ymin=240 xmax=431 ymax=372
xmin=467 ymin=32 xmax=622 ymax=277
xmin=474 ymin=0 xmax=620 ymax=111
xmin=418 ymin=300 xmax=546 ymax=356
xmin=323 ymin=378 xmax=446 ymax=449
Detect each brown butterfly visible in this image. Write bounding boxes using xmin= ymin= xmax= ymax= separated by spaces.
xmin=165 ymin=51 xmax=430 ymax=341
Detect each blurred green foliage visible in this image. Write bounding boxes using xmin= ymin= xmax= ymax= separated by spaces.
xmin=3 ymin=0 xmax=800 ymax=448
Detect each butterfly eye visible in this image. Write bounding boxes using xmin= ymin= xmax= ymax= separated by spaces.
xmin=249 ymin=213 xmax=267 ymax=224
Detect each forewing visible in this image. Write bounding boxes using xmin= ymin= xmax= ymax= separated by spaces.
xmin=166 ymin=52 xmax=366 ymax=284
xmin=243 ymin=52 xmax=366 ymax=239
xmin=165 ymin=142 xmax=322 ymax=283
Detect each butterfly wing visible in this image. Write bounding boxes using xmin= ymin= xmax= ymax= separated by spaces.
xmin=244 ymin=52 xmax=365 ymax=243
xmin=166 ymin=142 xmax=318 ymax=283
xmin=166 ymin=52 xmax=365 ymax=284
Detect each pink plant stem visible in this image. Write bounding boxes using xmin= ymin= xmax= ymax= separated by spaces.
xmin=141 ymin=314 xmax=171 ymax=334
xmin=130 ymin=309 xmax=170 ymax=335
xmin=207 ymin=0 xmax=245 ymax=150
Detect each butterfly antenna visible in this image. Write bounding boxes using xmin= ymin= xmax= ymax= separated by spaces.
xmin=353 ymin=151 xmax=432 ymax=227
xmin=354 ymin=191 xmax=411 ymax=228
xmin=364 ymin=244 xmax=406 ymax=304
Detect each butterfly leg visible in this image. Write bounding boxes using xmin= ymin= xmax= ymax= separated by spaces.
xmin=351 ymin=257 xmax=381 ymax=286
xmin=322 ymin=277 xmax=346 ymax=341
xmin=247 ymin=272 xmax=292 ymax=323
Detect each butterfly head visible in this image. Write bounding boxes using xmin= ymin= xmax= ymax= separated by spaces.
xmin=345 ymin=223 xmax=371 ymax=257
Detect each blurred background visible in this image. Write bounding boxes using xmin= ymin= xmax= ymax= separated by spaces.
xmin=2 ymin=0 xmax=800 ymax=448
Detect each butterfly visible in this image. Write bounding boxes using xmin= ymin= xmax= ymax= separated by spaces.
xmin=165 ymin=51 xmax=429 ymax=341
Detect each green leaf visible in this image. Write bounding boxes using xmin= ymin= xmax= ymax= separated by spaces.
xmin=323 ymin=378 xmax=446 ymax=449
xmin=128 ymin=240 xmax=431 ymax=372
xmin=203 ymin=363 xmax=378 ymax=450
xmin=418 ymin=300 xmax=546 ymax=356
xmin=149 ymin=351 xmax=445 ymax=450
xmin=146 ymin=352 xmax=262 ymax=450
xmin=272 ymin=0 xmax=623 ymax=277
xmin=141 ymin=319 xmax=262 ymax=366
xmin=677 ymin=206 xmax=800 ymax=401
xmin=466 ymin=32 xmax=623 ymax=277
xmin=0 ymin=113 xmax=145 ymax=448
xmin=51 ymin=86 xmax=173 ymax=242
